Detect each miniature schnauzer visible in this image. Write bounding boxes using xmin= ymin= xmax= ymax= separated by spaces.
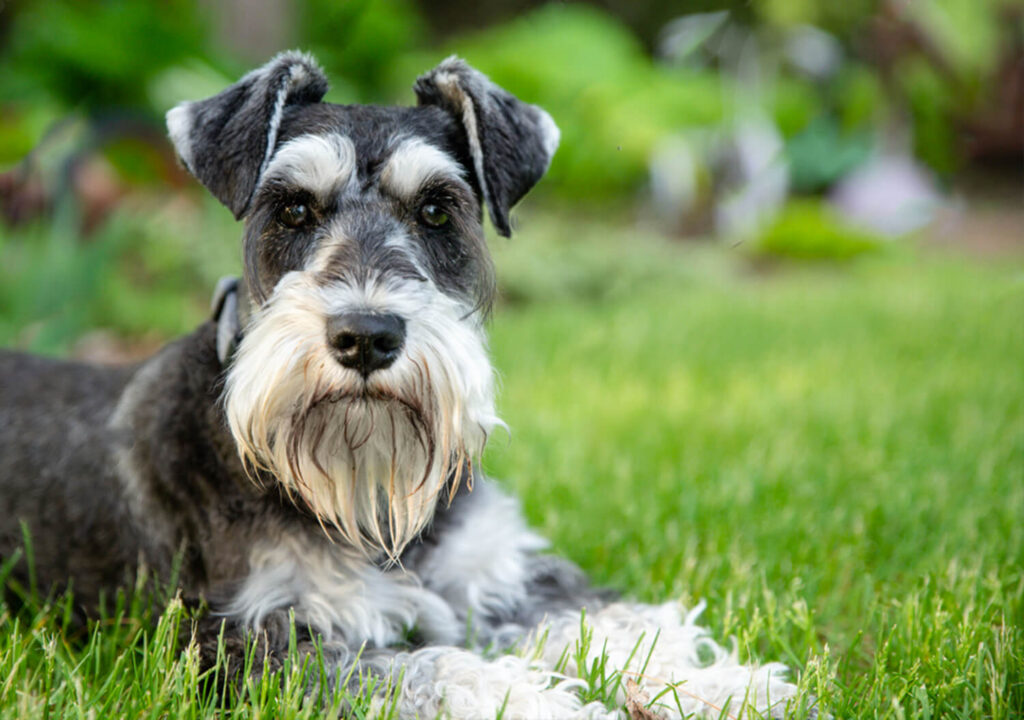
xmin=0 ymin=53 xmax=806 ymax=718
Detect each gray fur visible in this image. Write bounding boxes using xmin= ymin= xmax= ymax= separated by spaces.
xmin=0 ymin=323 xmax=603 ymax=643
xmin=167 ymin=51 xmax=329 ymax=218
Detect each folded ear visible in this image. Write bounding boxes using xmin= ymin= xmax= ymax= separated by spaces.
xmin=414 ymin=57 xmax=559 ymax=237
xmin=166 ymin=51 xmax=328 ymax=219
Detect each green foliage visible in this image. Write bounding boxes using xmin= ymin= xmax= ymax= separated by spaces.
xmin=301 ymin=0 xmax=428 ymax=104
xmin=771 ymin=78 xmax=820 ymax=139
xmin=751 ymin=200 xmax=885 ymax=261
xmin=786 ymin=116 xmax=873 ymax=193
xmin=914 ymin=0 xmax=1004 ymax=79
xmin=0 ymin=103 xmax=67 ymax=166
xmin=0 ymin=199 xmax=238 ymax=354
xmin=757 ymin=0 xmax=878 ymax=35
xmin=391 ymin=5 xmax=831 ymax=204
xmin=0 ymin=0 xmax=1011 ymax=197
xmin=0 ymin=0 xmax=206 ymax=111
xmin=900 ymin=60 xmax=960 ymax=177
xmin=392 ymin=5 xmax=730 ymax=202
xmin=835 ymin=65 xmax=886 ymax=133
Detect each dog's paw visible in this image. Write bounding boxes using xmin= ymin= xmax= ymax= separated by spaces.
xmin=531 ymin=602 xmax=804 ymax=719
xmin=375 ymin=646 xmax=618 ymax=720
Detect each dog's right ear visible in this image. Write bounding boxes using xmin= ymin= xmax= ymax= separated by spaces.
xmin=166 ymin=51 xmax=328 ymax=219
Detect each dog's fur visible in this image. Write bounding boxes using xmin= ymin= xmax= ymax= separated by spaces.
xmin=0 ymin=53 xmax=806 ymax=718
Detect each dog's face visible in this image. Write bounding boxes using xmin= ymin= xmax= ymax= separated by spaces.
xmin=166 ymin=53 xmax=558 ymax=557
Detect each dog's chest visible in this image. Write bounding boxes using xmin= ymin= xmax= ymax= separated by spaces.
xmin=222 ymin=533 xmax=463 ymax=647
xmin=218 ymin=482 xmax=547 ymax=648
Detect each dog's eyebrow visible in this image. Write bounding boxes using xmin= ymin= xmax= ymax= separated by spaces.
xmin=260 ymin=133 xmax=356 ymax=198
xmin=381 ymin=138 xmax=467 ymax=199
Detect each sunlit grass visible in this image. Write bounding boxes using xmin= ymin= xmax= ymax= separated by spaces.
xmin=486 ymin=219 xmax=1023 ymax=718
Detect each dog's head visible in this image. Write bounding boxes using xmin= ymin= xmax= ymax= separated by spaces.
xmin=166 ymin=52 xmax=557 ymax=557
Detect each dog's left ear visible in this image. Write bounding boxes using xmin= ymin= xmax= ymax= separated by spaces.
xmin=166 ymin=51 xmax=328 ymax=219
xmin=414 ymin=57 xmax=560 ymax=237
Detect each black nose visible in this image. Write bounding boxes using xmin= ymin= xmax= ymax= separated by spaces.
xmin=327 ymin=312 xmax=406 ymax=377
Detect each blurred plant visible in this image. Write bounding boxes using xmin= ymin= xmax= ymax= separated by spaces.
xmin=858 ymin=0 xmax=1023 ymax=174
xmin=301 ymin=0 xmax=428 ymax=104
xmin=0 ymin=0 xmax=219 ymax=232
xmin=757 ymin=0 xmax=879 ymax=38
xmin=0 ymin=0 xmax=206 ymax=112
xmin=0 ymin=0 xmax=1015 ymax=319
xmin=0 ymin=103 xmax=68 ymax=167
xmin=750 ymin=199 xmax=884 ymax=262
xmin=786 ymin=116 xmax=873 ymax=194
xmin=490 ymin=211 xmax=716 ymax=307
xmin=649 ymin=115 xmax=792 ymax=240
xmin=3 ymin=0 xmax=1010 ymax=215
xmin=402 ymin=4 xmax=723 ymax=202
xmin=0 ymin=196 xmax=238 ymax=354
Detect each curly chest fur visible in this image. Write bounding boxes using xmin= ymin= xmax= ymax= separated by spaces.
xmin=220 ymin=481 xmax=549 ymax=648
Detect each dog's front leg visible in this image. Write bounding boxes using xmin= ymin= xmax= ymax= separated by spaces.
xmin=521 ymin=601 xmax=805 ymax=719
xmin=188 ymin=613 xmax=616 ymax=720
xmin=407 ymin=480 xmax=804 ymax=718
xmin=361 ymin=645 xmax=619 ymax=720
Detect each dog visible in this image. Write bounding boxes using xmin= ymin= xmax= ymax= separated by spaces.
xmin=0 ymin=52 xmax=807 ymax=718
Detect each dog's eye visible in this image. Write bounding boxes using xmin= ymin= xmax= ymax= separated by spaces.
xmin=278 ymin=203 xmax=311 ymax=228
xmin=419 ymin=204 xmax=449 ymax=228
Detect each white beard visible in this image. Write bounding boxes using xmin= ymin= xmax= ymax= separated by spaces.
xmin=224 ymin=271 xmax=500 ymax=558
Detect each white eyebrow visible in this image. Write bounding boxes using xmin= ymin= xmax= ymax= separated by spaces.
xmin=381 ymin=137 xmax=466 ymax=198
xmin=260 ymin=133 xmax=355 ymax=198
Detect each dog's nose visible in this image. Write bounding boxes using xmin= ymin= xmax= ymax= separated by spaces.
xmin=326 ymin=312 xmax=406 ymax=377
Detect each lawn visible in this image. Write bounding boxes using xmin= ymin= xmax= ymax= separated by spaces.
xmin=1 ymin=208 xmax=1021 ymax=718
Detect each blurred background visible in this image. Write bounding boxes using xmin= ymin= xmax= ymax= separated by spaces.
xmin=0 ymin=0 xmax=1020 ymax=354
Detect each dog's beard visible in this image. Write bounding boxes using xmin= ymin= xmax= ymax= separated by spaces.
xmin=224 ymin=272 xmax=499 ymax=558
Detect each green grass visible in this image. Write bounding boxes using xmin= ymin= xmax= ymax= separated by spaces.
xmin=1 ymin=208 xmax=1022 ymax=718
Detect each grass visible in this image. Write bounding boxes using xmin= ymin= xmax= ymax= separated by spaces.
xmin=1 ymin=206 xmax=1022 ymax=717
